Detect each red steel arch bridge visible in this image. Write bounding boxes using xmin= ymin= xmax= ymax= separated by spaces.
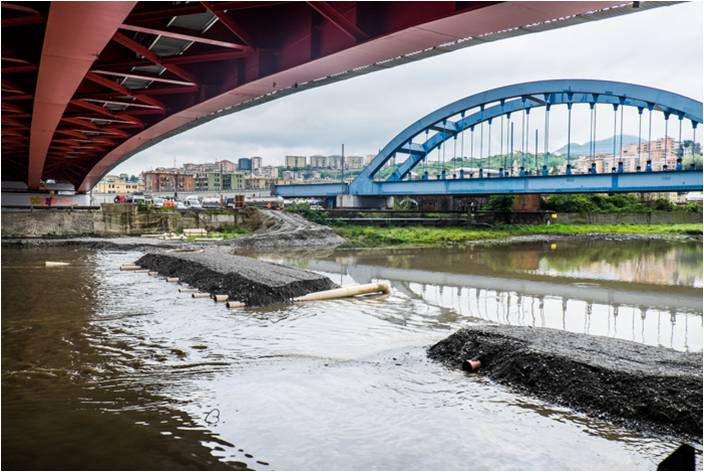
xmin=1 ymin=1 xmax=676 ymax=195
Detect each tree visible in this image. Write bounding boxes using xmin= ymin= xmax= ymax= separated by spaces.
xmin=483 ymin=195 xmax=515 ymax=213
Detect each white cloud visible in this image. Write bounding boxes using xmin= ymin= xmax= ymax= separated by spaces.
xmin=113 ymin=2 xmax=702 ymax=175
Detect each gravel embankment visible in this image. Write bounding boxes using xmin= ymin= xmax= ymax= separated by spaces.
xmin=228 ymin=210 xmax=345 ymax=250
xmin=136 ymin=249 xmax=337 ymax=306
xmin=428 ymin=325 xmax=703 ymax=437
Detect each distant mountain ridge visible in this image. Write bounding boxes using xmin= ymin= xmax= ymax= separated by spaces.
xmin=555 ymin=135 xmax=643 ymax=156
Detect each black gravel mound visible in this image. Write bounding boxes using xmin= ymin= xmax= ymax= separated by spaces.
xmin=136 ymin=249 xmax=337 ymax=306
xmin=428 ymin=325 xmax=703 ymax=437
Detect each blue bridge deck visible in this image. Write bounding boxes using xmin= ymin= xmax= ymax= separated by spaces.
xmin=275 ymin=170 xmax=703 ymax=198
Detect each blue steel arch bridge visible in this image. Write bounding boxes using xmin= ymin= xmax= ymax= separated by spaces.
xmin=275 ymin=79 xmax=703 ymax=205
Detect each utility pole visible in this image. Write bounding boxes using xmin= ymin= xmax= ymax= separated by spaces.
xmin=174 ymin=159 xmax=178 ymax=200
xmin=341 ymin=144 xmax=345 ymax=184
xmin=175 ymin=166 xmax=179 ymax=201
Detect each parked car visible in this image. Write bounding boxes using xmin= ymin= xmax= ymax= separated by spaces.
xmin=184 ymin=195 xmax=200 ymax=205
xmin=201 ymin=197 xmax=221 ymax=209
xmin=175 ymin=201 xmax=187 ymax=210
xmin=126 ymin=192 xmax=146 ymax=204
xmin=184 ymin=195 xmax=202 ymax=210
xmin=152 ymin=197 xmax=165 ymax=208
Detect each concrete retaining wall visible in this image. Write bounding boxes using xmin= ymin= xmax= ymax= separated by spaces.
xmin=1 ymin=209 xmax=100 ymax=238
xmin=2 ymin=206 xmax=700 ymax=238
xmin=555 ymin=211 xmax=702 ymax=225
xmin=1 ymin=204 xmax=252 ymax=238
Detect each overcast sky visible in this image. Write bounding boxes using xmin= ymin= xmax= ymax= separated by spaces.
xmin=113 ymin=1 xmax=703 ymax=175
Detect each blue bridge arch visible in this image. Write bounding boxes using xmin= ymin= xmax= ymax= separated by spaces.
xmin=275 ymin=79 xmax=703 ymax=200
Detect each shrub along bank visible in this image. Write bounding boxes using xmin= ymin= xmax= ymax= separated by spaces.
xmin=541 ymin=194 xmax=701 ymax=213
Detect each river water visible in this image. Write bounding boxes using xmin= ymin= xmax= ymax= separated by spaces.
xmin=2 ymin=239 xmax=701 ymax=470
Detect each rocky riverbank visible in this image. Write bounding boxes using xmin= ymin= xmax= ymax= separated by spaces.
xmin=428 ymin=325 xmax=703 ymax=438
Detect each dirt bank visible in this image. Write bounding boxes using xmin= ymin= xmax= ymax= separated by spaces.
xmin=136 ymin=249 xmax=337 ymax=306
xmin=428 ymin=325 xmax=703 ymax=438
xmin=228 ymin=210 xmax=345 ymax=250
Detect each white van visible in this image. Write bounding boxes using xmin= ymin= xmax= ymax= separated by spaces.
xmin=184 ymin=195 xmax=202 ymax=209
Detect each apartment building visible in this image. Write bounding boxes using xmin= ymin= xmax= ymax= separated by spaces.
xmin=194 ymin=171 xmax=246 ymax=191
xmin=345 ymin=155 xmax=365 ymax=169
xmin=285 ymin=155 xmax=307 ymax=168
xmin=95 ymin=175 xmax=144 ymax=194
xmin=142 ymin=172 xmax=194 ymax=193
xmin=260 ymin=165 xmax=279 ymax=178
xmin=250 ymin=156 xmax=262 ymax=171
xmin=622 ymin=137 xmax=680 ymax=169
xmin=309 ymin=155 xmax=327 ymax=168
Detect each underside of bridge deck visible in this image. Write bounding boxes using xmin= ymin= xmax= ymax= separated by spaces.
xmin=2 ymin=1 xmax=674 ymax=192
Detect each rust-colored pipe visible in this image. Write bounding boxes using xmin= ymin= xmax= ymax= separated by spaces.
xmin=462 ymin=359 xmax=481 ymax=372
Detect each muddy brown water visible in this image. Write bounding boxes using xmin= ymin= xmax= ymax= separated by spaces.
xmin=2 ymin=238 xmax=702 ymax=470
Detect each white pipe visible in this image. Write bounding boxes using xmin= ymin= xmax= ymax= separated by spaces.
xmin=178 ymin=287 xmax=199 ymax=293
xmin=45 ymin=261 xmax=70 ymax=267
xmin=294 ymin=282 xmax=391 ymax=302
xmin=120 ymin=264 xmax=141 ymax=271
xmin=191 ymin=292 xmax=211 ymax=298
xmin=212 ymin=294 xmax=229 ymax=302
xmin=226 ymin=301 xmax=245 ymax=309
xmin=166 ymin=277 xmax=179 ymax=283
xmin=148 ymin=271 xmax=158 ymax=276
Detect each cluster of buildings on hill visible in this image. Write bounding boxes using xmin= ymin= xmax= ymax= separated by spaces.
xmin=570 ymin=137 xmax=698 ymax=174
xmin=284 ymin=154 xmax=373 ymax=170
xmin=140 ymin=157 xmax=279 ymax=193
xmin=94 ymin=154 xmax=378 ymax=194
xmin=94 ymin=137 xmax=699 ymax=194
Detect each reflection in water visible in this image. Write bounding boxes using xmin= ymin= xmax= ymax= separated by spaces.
xmin=275 ymin=239 xmax=702 ymax=353
xmin=533 ymin=240 xmax=703 ymax=287
xmin=2 ymin=240 xmax=702 ymax=470
xmin=399 ymin=284 xmax=700 ymax=352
